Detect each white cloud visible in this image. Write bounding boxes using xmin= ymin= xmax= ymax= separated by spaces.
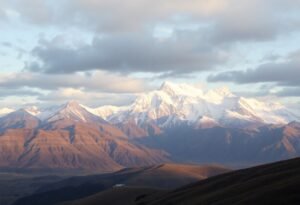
xmin=25 ymin=33 xmax=228 ymax=74
xmin=38 ymin=88 xmax=136 ymax=106
xmin=0 ymin=71 xmax=151 ymax=93
xmin=4 ymin=0 xmax=300 ymax=37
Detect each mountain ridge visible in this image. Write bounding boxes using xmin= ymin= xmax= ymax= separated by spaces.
xmin=1 ymin=82 xmax=299 ymax=129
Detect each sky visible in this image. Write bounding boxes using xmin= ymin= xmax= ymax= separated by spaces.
xmin=0 ymin=0 xmax=300 ymax=108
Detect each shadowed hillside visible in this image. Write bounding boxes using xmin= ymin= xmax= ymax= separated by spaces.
xmin=41 ymin=158 xmax=300 ymax=205
xmin=12 ymin=163 xmax=228 ymax=205
xmin=141 ymin=157 xmax=300 ymax=205
xmin=60 ymin=187 xmax=165 ymax=205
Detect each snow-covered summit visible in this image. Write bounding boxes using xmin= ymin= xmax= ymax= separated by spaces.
xmin=45 ymin=100 xmax=102 ymax=123
xmin=83 ymin=105 xmax=125 ymax=120
xmin=25 ymin=106 xmax=41 ymax=116
xmin=159 ymin=81 xmax=204 ymax=97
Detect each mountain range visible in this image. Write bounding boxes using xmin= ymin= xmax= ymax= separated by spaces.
xmin=2 ymin=82 xmax=299 ymax=128
xmin=0 ymin=82 xmax=299 ymax=171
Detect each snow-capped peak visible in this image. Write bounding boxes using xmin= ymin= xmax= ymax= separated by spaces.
xmin=100 ymin=82 xmax=300 ymax=128
xmin=42 ymin=101 xmax=105 ymax=122
xmin=83 ymin=105 xmax=124 ymax=120
xmin=25 ymin=106 xmax=41 ymax=116
xmin=45 ymin=100 xmax=92 ymax=122
xmin=0 ymin=107 xmax=15 ymax=117
xmin=213 ymin=86 xmax=234 ymax=97
xmin=159 ymin=81 xmax=204 ymax=97
xmin=203 ymin=87 xmax=235 ymax=104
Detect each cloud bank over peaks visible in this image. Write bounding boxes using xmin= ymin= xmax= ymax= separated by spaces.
xmin=208 ymin=50 xmax=300 ymax=86
xmin=24 ymin=33 xmax=228 ymax=75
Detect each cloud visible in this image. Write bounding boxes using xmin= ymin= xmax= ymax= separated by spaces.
xmin=274 ymin=88 xmax=300 ymax=97
xmin=0 ymin=0 xmax=298 ymax=78
xmin=260 ymin=53 xmax=281 ymax=62
xmin=3 ymin=0 xmax=227 ymax=31
xmin=72 ymin=0 xmax=300 ymax=39
xmin=4 ymin=0 xmax=299 ymax=39
xmin=12 ymin=0 xmax=299 ymax=76
xmin=1 ymin=42 xmax=12 ymax=47
xmin=38 ymin=88 xmax=136 ymax=106
xmin=210 ymin=1 xmax=283 ymax=43
xmin=0 ymin=71 xmax=150 ymax=93
xmin=0 ymin=11 xmax=4 ymax=20
xmin=0 ymin=89 xmax=42 ymax=98
xmin=0 ymin=70 xmax=147 ymax=106
xmin=208 ymin=50 xmax=300 ymax=86
xmin=25 ymin=33 xmax=228 ymax=75
xmin=5 ymin=0 xmax=57 ymax=25
xmin=0 ymin=1 xmax=7 ymax=20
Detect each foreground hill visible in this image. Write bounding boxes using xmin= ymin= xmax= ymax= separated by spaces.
xmin=51 ymin=157 xmax=300 ymax=205
xmin=60 ymin=187 xmax=164 ymax=205
xmin=12 ymin=163 xmax=229 ymax=205
xmin=29 ymin=157 xmax=300 ymax=205
xmin=140 ymin=157 xmax=300 ymax=205
xmin=109 ymin=163 xmax=229 ymax=189
xmin=0 ymin=174 xmax=64 ymax=205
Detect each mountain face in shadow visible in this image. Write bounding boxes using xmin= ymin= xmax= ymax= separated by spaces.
xmin=137 ymin=122 xmax=300 ymax=166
